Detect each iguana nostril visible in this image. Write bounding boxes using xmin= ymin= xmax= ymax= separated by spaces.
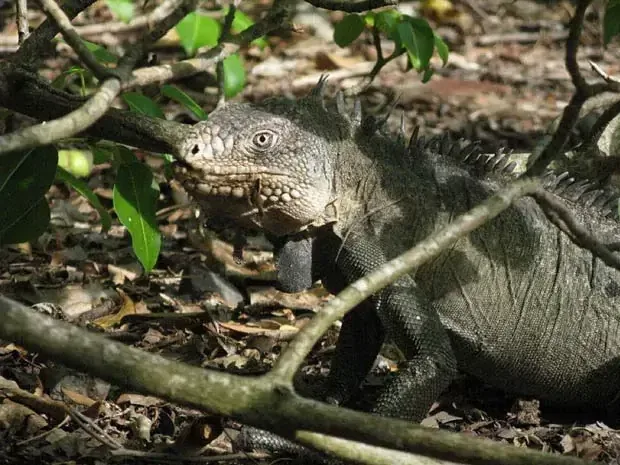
xmin=191 ymin=144 xmax=199 ymax=155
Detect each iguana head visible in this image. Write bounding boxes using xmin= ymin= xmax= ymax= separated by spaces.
xmin=174 ymin=80 xmax=350 ymax=236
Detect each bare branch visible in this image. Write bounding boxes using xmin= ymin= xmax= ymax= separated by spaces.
xmin=297 ymin=432 xmax=460 ymax=465
xmin=531 ymin=189 xmax=620 ymax=271
xmin=124 ymin=0 xmax=289 ymax=90
xmin=565 ymin=0 xmax=592 ymax=94
xmin=216 ymin=4 xmax=237 ymax=108
xmin=38 ymin=0 xmax=115 ymax=80
xmin=589 ymin=61 xmax=620 ymax=92
xmin=269 ymin=178 xmax=540 ymax=382
xmin=0 ymin=63 xmax=188 ymax=153
xmin=0 ymin=0 xmax=195 ymax=155
xmin=0 ymin=76 xmax=122 ymax=154
xmin=305 ymin=0 xmax=398 ymax=12
xmin=16 ymin=0 xmax=97 ymax=66
xmin=16 ymin=0 xmax=29 ymax=44
xmin=524 ymin=0 xmax=615 ymax=176
xmin=585 ymin=98 xmax=620 ymax=147
xmin=0 ymin=180 xmax=595 ymax=465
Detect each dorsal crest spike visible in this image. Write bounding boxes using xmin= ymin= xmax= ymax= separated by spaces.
xmin=335 ymin=91 xmax=346 ymax=117
xmin=407 ymin=126 xmax=421 ymax=154
xmin=307 ymin=75 xmax=329 ymax=110
xmin=397 ymin=113 xmax=406 ymax=144
xmin=352 ymin=98 xmax=362 ymax=125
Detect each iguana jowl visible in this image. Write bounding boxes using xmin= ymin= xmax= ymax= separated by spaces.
xmin=174 ymin=78 xmax=620 ymax=441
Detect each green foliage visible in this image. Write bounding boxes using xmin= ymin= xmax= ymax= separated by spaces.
xmin=113 ymin=162 xmax=161 ymax=273
xmin=105 ymin=0 xmax=134 ymax=23
xmin=397 ymin=18 xmax=435 ymax=71
xmin=114 ymin=145 xmax=140 ymax=165
xmin=433 ymin=33 xmax=449 ymax=66
xmin=161 ymin=85 xmax=208 ymax=120
xmin=122 ymin=92 xmax=165 ymax=119
xmin=176 ymin=12 xmax=221 ymax=56
xmin=335 ymin=9 xmax=449 ymax=80
xmin=0 ymin=147 xmax=58 ymax=245
xmin=227 ymin=7 xmax=268 ymax=48
xmin=604 ymin=0 xmax=620 ymax=45
xmin=56 ymin=166 xmax=112 ymax=232
xmin=223 ymin=54 xmax=246 ymax=98
xmin=334 ymin=14 xmax=366 ymax=47
xmin=82 ymin=40 xmax=118 ymax=63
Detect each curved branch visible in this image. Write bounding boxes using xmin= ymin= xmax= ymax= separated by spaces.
xmin=531 ymin=189 xmax=620 ymax=271
xmin=524 ymin=0 xmax=617 ymax=176
xmin=0 ymin=0 xmax=196 ymax=155
xmin=0 ymin=73 xmax=122 ymax=154
xmin=269 ymin=178 xmax=540 ymax=382
xmin=39 ymin=0 xmax=114 ymax=80
xmin=0 ymin=64 xmax=189 ymax=153
xmin=0 ymin=208 xmax=591 ymax=465
xmin=16 ymin=0 xmax=29 ymax=44
xmin=305 ymin=0 xmax=398 ymax=12
xmin=16 ymin=0 xmax=97 ymax=66
xmin=124 ymin=0 xmax=290 ymax=90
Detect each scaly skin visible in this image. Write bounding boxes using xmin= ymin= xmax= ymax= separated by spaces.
xmin=174 ymin=80 xmax=620 ymax=459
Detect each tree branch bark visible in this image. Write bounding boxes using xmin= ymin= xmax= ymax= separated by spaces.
xmin=0 ymin=179 xmax=590 ymax=465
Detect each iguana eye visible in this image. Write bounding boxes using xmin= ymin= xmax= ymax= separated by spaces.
xmin=251 ymin=130 xmax=277 ymax=151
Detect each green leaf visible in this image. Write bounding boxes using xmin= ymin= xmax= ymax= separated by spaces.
xmin=604 ymin=0 xmax=620 ymax=45
xmin=227 ymin=8 xmax=267 ymax=48
xmin=0 ymin=199 xmax=50 ymax=245
xmin=83 ymin=40 xmax=118 ymax=63
xmin=105 ymin=0 xmax=134 ymax=23
xmin=115 ymin=145 xmax=139 ymax=165
xmin=223 ymin=54 xmax=246 ymax=98
xmin=176 ymin=12 xmax=221 ymax=56
xmin=334 ymin=14 xmax=366 ymax=47
xmin=433 ymin=32 xmax=449 ymax=66
xmin=91 ymin=143 xmax=116 ymax=164
xmin=161 ymin=85 xmax=207 ymax=120
xmin=113 ymin=162 xmax=161 ymax=273
xmin=0 ymin=146 xmax=58 ymax=245
xmin=397 ymin=18 xmax=434 ymax=71
xmin=122 ymin=92 xmax=165 ymax=119
xmin=373 ymin=9 xmax=401 ymax=36
xmin=56 ymin=166 xmax=112 ymax=232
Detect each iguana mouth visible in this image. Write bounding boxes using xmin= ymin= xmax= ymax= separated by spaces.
xmin=174 ymin=164 xmax=303 ymax=206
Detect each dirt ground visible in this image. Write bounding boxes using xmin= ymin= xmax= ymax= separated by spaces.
xmin=1 ymin=0 xmax=620 ymax=463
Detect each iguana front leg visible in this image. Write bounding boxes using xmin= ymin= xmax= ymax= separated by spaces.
xmin=272 ymin=232 xmax=386 ymax=406
xmin=327 ymin=230 xmax=458 ymax=421
xmin=236 ymin=230 xmax=458 ymax=461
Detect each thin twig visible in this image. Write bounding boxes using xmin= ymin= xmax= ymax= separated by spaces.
xmin=216 ymin=4 xmax=237 ymax=109
xmin=531 ymin=189 xmax=620 ymax=271
xmin=16 ymin=0 xmax=29 ymax=44
xmin=68 ymin=408 xmax=123 ymax=450
xmin=269 ymin=178 xmax=540 ymax=382
xmin=38 ymin=0 xmax=115 ymax=80
xmin=16 ymin=0 xmax=97 ymax=66
xmin=0 ymin=258 xmax=594 ymax=465
xmin=305 ymin=0 xmax=398 ymax=12
xmin=0 ymin=0 xmax=194 ymax=155
xmin=15 ymin=415 xmax=71 ymax=446
xmin=584 ymin=98 xmax=620 ymax=147
xmin=124 ymin=0 xmax=289 ymax=90
xmin=524 ymin=0 xmax=614 ymax=176
xmin=110 ymin=449 xmax=270 ymax=462
xmin=589 ymin=61 xmax=620 ymax=92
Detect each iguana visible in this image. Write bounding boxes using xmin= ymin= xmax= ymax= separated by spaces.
xmin=173 ymin=78 xmax=620 ymax=458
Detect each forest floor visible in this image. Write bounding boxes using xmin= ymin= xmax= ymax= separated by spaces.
xmin=1 ymin=0 xmax=620 ymax=463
